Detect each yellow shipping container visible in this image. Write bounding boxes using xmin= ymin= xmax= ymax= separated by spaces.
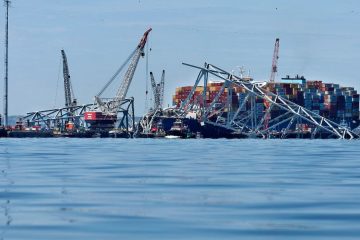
xmin=196 ymin=86 xmax=204 ymax=91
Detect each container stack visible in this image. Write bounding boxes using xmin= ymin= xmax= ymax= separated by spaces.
xmin=173 ymin=83 xmax=229 ymax=108
xmin=172 ymin=77 xmax=360 ymax=128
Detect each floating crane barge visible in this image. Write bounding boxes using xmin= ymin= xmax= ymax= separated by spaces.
xmin=4 ymin=29 xmax=151 ymax=138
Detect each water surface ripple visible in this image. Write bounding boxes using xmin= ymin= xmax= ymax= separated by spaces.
xmin=0 ymin=139 xmax=360 ymax=239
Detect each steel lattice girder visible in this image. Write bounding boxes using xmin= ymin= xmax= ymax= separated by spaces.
xmin=24 ymin=98 xmax=135 ymax=132
xmin=182 ymin=62 xmax=359 ymax=139
xmin=24 ymin=104 xmax=93 ymax=128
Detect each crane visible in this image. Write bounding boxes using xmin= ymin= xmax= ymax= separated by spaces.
xmin=94 ymin=28 xmax=152 ymax=114
xmin=269 ymin=38 xmax=279 ymax=82
xmin=85 ymin=28 xmax=152 ymax=129
xmin=159 ymin=70 xmax=165 ymax=109
xmin=61 ymin=49 xmax=77 ymax=107
xmin=150 ymin=70 xmax=165 ymax=110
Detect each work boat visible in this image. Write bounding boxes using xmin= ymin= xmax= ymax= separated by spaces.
xmin=166 ymin=119 xmax=191 ymax=139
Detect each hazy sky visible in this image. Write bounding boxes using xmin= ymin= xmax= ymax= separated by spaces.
xmin=1 ymin=0 xmax=359 ymax=116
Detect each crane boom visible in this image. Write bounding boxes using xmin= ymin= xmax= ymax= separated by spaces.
xmin=85 ymin=29 xmax=152 ymax=130
xmin=61 ymin=49 xmax=76 ymax=107
xmin=114 ymin=28 xmax=152 ymax=106
xmin=95 ymin=28 xmax=152 ymax=114
xmin=150 ymin=72 xmax=160 ymax=109
xmin=149 ymin=70 xmax=165 ymax=110
xmin=159 ymin=70 xmax=165 ymax=109
xmin=270 ymin=38 xmax=280 ymax=82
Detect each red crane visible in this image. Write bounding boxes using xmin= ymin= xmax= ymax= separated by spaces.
xmin=84 ymin=29 xmax=152 ymax=130
xmin=270 ymin=38 xmax=279 ymax=82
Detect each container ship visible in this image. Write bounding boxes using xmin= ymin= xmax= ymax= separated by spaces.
xmin=172 ymin=75 xmax=360 ymax=130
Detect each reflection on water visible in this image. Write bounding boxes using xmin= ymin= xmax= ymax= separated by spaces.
xmin=1 ymin=147 xmax=12 ymax=240
xmin=59 ymin=158 xmax=76 ymax=225
xmin=0 ymin=138 xmax=360 ymax=240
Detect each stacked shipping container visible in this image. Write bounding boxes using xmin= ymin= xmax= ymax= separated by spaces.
xmin=173 ymin=78 xmax=360 ymax=128
xmin=173 ymin=83 xmax=231 ymax=108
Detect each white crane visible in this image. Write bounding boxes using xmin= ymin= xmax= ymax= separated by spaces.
xmin=84 ymin=29 xmax=152 ymax=128
xmin=94 ymin=28 xmax=152 ymax=114
xmin=150 ymin=70 xmax=165 ymax=110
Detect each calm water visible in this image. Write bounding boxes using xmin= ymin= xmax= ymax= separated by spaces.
xmin=0 ymin=139 xmax=360 ymax=240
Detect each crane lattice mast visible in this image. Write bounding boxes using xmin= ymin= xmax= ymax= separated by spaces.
xmin=149 ymin=72 xmax=159 ymax=109
xmin=149 ymin=70 xmax=165 ymax=110
xmin=61 ymin=50 xmax=76 ymax=107
xmin=270 ymin=38 xmax=280 ymax=82
xmin=95 ymin=28 xmax=152 ymax=114
xmin=159 ymin=70 xmax=165 ymax=109
xmin=115 ymin=29 xmax=151 ymax=101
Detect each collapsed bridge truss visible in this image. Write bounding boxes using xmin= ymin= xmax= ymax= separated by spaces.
xmin=23 ymin=104 xmax=93 ymax=130
xmin=22 ymin=98 xmax=135 ymax=133
xmin=180 ymin=63 xmax=359 ymax=139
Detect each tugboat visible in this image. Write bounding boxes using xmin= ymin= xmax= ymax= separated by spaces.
xmin=166 ymin=119 xmax=194 ymax=139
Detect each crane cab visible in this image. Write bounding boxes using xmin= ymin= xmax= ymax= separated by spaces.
xmin=84 ymin=111 xmax=117 ymax=130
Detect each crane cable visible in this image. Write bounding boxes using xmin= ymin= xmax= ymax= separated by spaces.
xmin=97 ymin=47 xmax=137 ymax=97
